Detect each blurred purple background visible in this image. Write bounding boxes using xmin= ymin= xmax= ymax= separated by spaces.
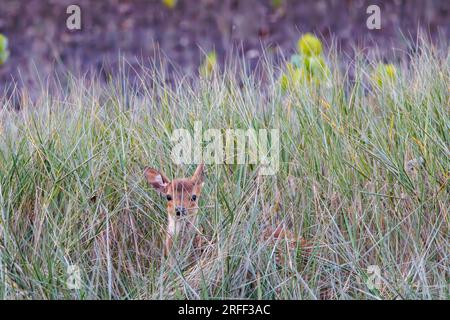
xmin=0 ymin=0 xmax=448 ymax=88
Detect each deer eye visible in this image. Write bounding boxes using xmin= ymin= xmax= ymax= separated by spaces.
xmin=191 ymin=195 xmax=197 ymax=201
xmin=166 ymin=195 xmax=172 ymax=201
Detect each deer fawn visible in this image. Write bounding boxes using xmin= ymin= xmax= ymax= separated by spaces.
xmin=261 ymin=224 xmax=311 ymax=268
xmin=144 ymin=163 xmax=205 ymax=259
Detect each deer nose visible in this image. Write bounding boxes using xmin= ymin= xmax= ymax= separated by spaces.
xmin=175 ymin=206 xmax=186 ymax=216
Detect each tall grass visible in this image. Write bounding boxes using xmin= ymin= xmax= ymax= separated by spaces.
xmin=0 ymin=42 xmax=448 ymax=299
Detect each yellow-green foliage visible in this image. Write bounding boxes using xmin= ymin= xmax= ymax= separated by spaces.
xmin=199 ymin=51 xmax=218 ymax=78
xmin=297 ymin=33 xmax=323 ymax=57
xmin=0 ymin=33 xmax=10 ymax=65
xmin=271 ymin=0 xmax=284 ymax=9
xmin=304 ymin=55 xmax=329 ymax=81
xmin=371 ymin=63 xmax=397 ymax=87
xmin=280 ymin=62 xmax=306 ymax=92
xmin=162 ymin=0 xmax=177 ymax=9
xmin=281 ymin=33 xmax=329 ymax=90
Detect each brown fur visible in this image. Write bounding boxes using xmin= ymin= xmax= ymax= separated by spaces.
xmin=144 ymin=164 xmax=205 ymax=258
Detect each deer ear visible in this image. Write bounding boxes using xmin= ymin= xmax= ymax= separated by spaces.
xmin=191 ymin=163 xmax=205 ymax=185
xmin=144 ymin=167 xmax=170 ymax=194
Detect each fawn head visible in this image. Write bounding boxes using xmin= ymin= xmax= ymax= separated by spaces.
xmin=144 ymin=164 xmax=205 ymax=217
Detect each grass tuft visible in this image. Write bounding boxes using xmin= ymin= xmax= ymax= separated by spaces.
xmin=0 ymin=41 xmax=448 ymax=299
